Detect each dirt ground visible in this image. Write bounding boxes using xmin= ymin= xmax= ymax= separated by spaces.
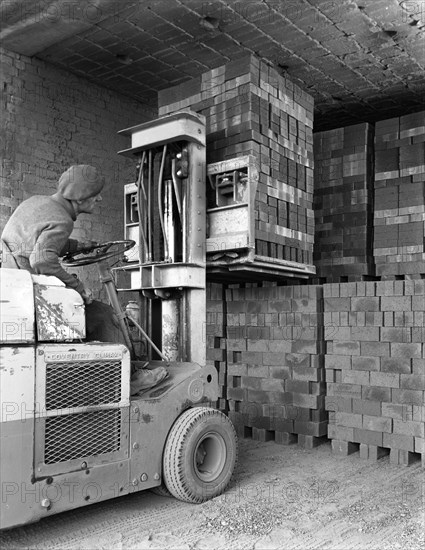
xmin=1 ymin=438 xmax=424 ymax=550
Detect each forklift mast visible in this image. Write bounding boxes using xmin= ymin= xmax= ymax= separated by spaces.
xmin=117 ymin=111 xmax=207 ymax=365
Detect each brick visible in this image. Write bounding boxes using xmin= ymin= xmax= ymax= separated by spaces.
xmin=391 ymin=343 xmax=422 ymax=358
xmin=247 ymin=390 xmax=270 ymax=403
xmin=352 ymin=399 xmax=381 ymax=416
xmin=351 ymin=297 xmax=380 ymax=311
xmin=382 ymin=403 xmax=412 ymax=420
xmin=228 ymin=364 xmax=248 ymax=376
xmin=227 ymin=387 xmax=246 ymax=401
xmin=241 ymin=351 xmax=263 ymax=364
xmin=284 ymin=353 xmax=310 ymax=368
xmin=384 ymin=432 xmax=415 ymax=451
xmin=370 ymin=372 xmax=400 ymax=388
xmin=351 ymin=327 xmax=380 ymax=342
xmin=360 ymin=342 xmax=390 ymax=357
xmin=332 ymin=341 xmax=361 ymax=356
xmin=329 ymin=383 xmax=362 ymax=399
xmin=353 ymin=428 xmax=383 ymax=446
xmin=326 ymin=326 xmax=352 ymax=341
xmin=227 ymin=339 xmax=248 ymax=350
xmin=342 ymin=370 xmax=370 ymax=385
xmin=381 ymin=357 xmax=412 ymax=374
xmin=247 ymin=339 xmax=270 ymax=352
xmin=269 ymin=366 xmax=291 ymax=379
xmin=291 ymin=340 xmax=320 ymax=354
xmin=400 ymin=374 xmax=425 ymax=390
xmin=292 ymin=394 xmax=321 ymax=408
xmin=268 ymin=340 xmax=293 ymax=353
xmin=294 ymin=420 xmax=328 ymax=437
xmin=352 ymin=356 xmax=380 ymax=371
xmin=325 ymin=354 xmax=351 ymax=370
xmin=262 ymin=352 xmax=285 ymax=366
xmin=247 ymin=365 xmax=270 ymax=378
xmin=325 ymin=395 xmax=353 ymax=413
xmin=324 ymin=298 xmax=351 ymax=311
xmin=363 ymin=415 xmax=392 ymax=433
xmin=362 ymin=386 xmax=392 ymax=402
xmin=392 ymin=388 xmax=424 ymax=406
xmin=336 ymin=412 xmax=363 ymax=428
xmin=261 ymin=378 xmax=286 ymax=392
xmin=328 ymin=424 xmax=353 ymax=441
xmin=292 ymin=366 xmax=323 ymax=381
xmin=393 ymin=419 xmax=425 ymax=438
xmin=381 ymin=328 xmax=411 ymax=342
xmin=286 ymin=380 xmax=310 ymax=393
xmin=241 ymin=376 xmax=262 ymax=390
xmin=381 ymin=296 xmax=412 ymax=311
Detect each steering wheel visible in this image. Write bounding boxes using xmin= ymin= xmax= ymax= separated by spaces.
xmin=61 ymin=240 xmax=135 ymax=267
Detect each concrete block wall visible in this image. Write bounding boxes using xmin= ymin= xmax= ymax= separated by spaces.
xmin=1 ymin=46 xmax=154 ymax=296
xmin=158 ymin=54 xmax=315 ymax=266
xmin=374 ymin=112 xmax=425 ymax=277
xmin=324 ymin=280 xmax=425 ymax=466
xmin=313 ymin=123 xmax=375 ymax=281
xmin=224 ymin=283 xmax=327 ymax=447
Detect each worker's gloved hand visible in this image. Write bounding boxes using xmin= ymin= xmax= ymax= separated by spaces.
xmin=81 ymin=287 xmax=94 ymax=305
xmin=77 ymin=240 xmax=99 ymax=252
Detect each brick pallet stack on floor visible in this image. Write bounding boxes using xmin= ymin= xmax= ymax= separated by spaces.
xmin=158 ymin=54 xmax=315 ymax=266
xmin=324 ymin=281 xmax=425 ymax=467
xmin=206 ymin=282 xmax=227 ymax=411
xmin=313 ymin=123 xmax=375 ymax=282
xmin=374 ymin=111 xmax=425 ymax=278
xmin=226 ymin=283 xmax=326 ymax=448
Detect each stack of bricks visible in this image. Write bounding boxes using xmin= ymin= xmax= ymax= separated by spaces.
xmin=374 ymin=111 xmax=425 ymax=278
xmin=158 ymin=54 xmax=315 ymax=265
xmin=313 ymin=123 xmax=375 ymax=282
xmin=324 ymin=281 xmax=425 ymax=466
xmin=225 ymin=283 xmax=326 ymax=448
xmin=206 ymin=282 xmax=227 ymax=411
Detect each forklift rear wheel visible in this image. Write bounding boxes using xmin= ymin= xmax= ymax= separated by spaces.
xmin=163 ymin=407 xmax=238 ymax=503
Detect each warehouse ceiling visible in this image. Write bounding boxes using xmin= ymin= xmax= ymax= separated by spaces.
xmin=2 ymin=0 xmax=424 ymax=130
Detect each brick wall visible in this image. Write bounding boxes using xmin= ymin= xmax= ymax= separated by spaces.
xmin=374 ymin=112 xmax=425 ymax=277
xmin=158 ymin=54 xmax=315 ymax=267
xmin=324 ymin=280 xmax=425 ymax=466
xmin=1 ymin=46 xmax=155 ymax=296
xmin=225 ymin=282 xmax=327 ymax=447
xmin=313 ymin=123 xmax=374 ymax=281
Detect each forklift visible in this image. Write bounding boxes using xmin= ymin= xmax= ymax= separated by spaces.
xmin=0 ymin=111 xmax=237 ymax=530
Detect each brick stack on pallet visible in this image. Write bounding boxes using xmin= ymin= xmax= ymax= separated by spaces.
xmin=225 ymin=283 xmax=326 ymax=448
xmin=313 ymin=123 xmax=375 ymax=282
xmin=324 ymin=280 xmax=425 ymax=467
xmin=374 ymin=111 xmax=425 ymax=278
xmin=158 ymin=54 xmax=315 ymax=266
xmin=206 ymin=282 xmax=227 ymax=411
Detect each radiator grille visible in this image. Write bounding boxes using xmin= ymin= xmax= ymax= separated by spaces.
xmin=44 ymin=409 xmax=122 ymax=464
xmin=45 ymin=361 xmax=122 ymax=410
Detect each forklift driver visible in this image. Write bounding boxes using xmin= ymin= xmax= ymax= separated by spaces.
xmin=0 ymin=165 xmax=167 ymax=391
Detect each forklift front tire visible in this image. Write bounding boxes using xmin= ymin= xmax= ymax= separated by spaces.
xmin=163 ymin=407 xmax=238 ymax=503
